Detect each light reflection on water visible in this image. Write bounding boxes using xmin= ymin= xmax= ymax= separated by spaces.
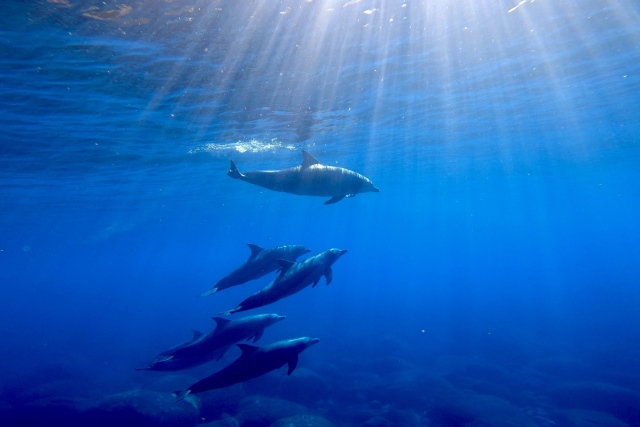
xmin=188 ymin=139 xmax=299 ymax=156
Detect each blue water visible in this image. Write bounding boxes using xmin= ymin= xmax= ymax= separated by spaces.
xmin=2 ymin=0 xmax=640 ymax=426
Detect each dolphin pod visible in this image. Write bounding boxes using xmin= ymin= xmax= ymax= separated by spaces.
xmin=137 ymin=313 xmax=286 ymax=371
xmin=200 ymin=244 xmax=310 ymax=297
xmin=227 ymin=150 xmax=379 ymax=204
xmin=220 ymin=248 xmax=348 ymax=315
xmin=174 ymin=337 xmax=319 ymax=401
xmin=137 ymin=151 xmax=373 ymax=401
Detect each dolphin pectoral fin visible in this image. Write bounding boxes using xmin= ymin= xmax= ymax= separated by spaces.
xmin=173 ymin=389 xmax=191 ymax=402
xmin=287 ymin=355 xmax=299 ymax=375
xmin=184 ymin=394 xmax=201 ymax=411
xmin=301 ymin=151 xmax=322 ymax=169
xmin=312 ymin=278 xmax=320 ymax=288
xmin=199 ymin=288 xmax=218 ymax=297
xmin=324 ymin=267 xmax=333 ymax=286
xmin=214 ymin=347 xmax=228 ymax=361
xmin=252 ymin=328 xmax=264 ymax=343
xmin=325 ymin=196 xmax=345 ymax=204
xmin=219 ymin=306 xmax=240 ymax=316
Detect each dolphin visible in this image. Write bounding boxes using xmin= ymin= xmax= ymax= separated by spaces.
xmin=227 ymin=151 xmax=380 ymax=204
xmin=220 ymin=248 xmax=348 ymax=315
xmin=136 ymin=313 xmax=286 ymax=371
xmin=174 ymin=336 xmax=319 ymax=401
xmin=201 ymin=244 xmax=311 ymax=297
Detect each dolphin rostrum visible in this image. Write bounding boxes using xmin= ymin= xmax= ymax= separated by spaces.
xmin=227 ymin=151 xmax=379 ymax=204
xmin=136 ymin=313 xmax=286 ymax=371
xmin=220 ymin=248 xmax=348 ymax=315
xmin=174 ymin=336 xmax=319 ymax=401
xmin=200 ymin=244 xmax=310 ymax=297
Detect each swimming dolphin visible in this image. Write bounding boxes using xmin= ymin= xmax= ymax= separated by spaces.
xmin=136 ymin=314 xmax=286 ymax=371
xmin=227 ymin=151 xmax=379 ymax=204
xmin=174 ymin=336 xmax=319 ymax=401
xmin=200 ymin=244 xmax=310 ymax=297
xmin=220 ymin=248 xmax=347 ymax=315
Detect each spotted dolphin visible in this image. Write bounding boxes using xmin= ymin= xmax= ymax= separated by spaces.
xmin=200 ymin=244 xmax=310 ymax=297
xmin=174 ymin=336 xmax=319 ymax=401
xmin=136 ymin=313 xmax=286 ymax=371
xmin=220 ymin=248 xmax=347 ymax=315
xmin=227 ymin=151 xmax=379 ymax=204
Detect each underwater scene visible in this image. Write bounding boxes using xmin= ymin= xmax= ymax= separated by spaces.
xmin=1 ymin=0 xmax=640 ymax=426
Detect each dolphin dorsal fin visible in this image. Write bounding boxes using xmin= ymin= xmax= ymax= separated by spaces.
xmin=191 ymin=330 xmax=204 ymax=341
xmin=247 ymin=244 xmax=264 ymax=259
xmin=212 ymin=317 xmax=230 ymax=330
xmin=237 ymin=343 xmax=260 ymax=358
xmin=277 ymin=259 xmax=296 ymax=275
xmin=301 ymin=151 xmax=321 ymax=169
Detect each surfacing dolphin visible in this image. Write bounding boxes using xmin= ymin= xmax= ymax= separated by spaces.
xmin=227 ymin=151 xmax=380 ymax=204
xmin=220 ymin=248 xmax=348 ymax=315
xmin=136 ymin=313 xmax=286 ymax=371
xmin=174 ymin=336 xmax=319 ymax=401
xmin=200 ymin=244 xmax=310 ymax=297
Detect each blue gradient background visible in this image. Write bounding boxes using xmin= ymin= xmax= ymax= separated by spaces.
xmin=1 ymin=1 xmax=640 ymax=426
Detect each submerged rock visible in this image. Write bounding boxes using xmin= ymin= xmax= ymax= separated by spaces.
xmin=237 ymin=395 xmax=307 ymax=427
xmin=363 ymin=373 xmax=455 ymax=409
xmin=444 ymin=362 xmax=516 ymax=403
xmin=200 ymin=413 xmax=241 ymax=427
xmin=547 ymin=381 xmax=640 ymax=426
xmin=0 ymin=395 xmax=90 ymax=427
xmin=146 ymin=374 xmax=199 ymax=393
xmin=198 ymin=384 xmax=246 ymax=422
xmin=529 ymin=357 xmax=593 ymax=381
xmin=361 ymin=415 xmax=390 ymax=427
xmin=0 ymin=378 xmax=96 ymax=427
xmin=320 ymin=401 xmax=421 ymax=427
xmin=82 ymin=389 xmax=198 ymax=427
xmin=562 ymin=409 xmax=630 ymax=427
xmin=271 ymin=414 xmax=335 ymax=427
xmin=427 ymin=392 xmax=537 ymax=427
xmin=277 ymin=367 xmax=329 ymax=405
xmin=385 ymin=409 xmax=422 ymax=427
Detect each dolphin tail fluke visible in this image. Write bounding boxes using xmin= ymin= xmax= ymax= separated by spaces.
xmin=227 ymin=160 xmax=243 ymax=179
xmin=199 ymin=288 xmax=218 ymax=297
xmin=173 ymin=389 xmax=191 ymax=402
